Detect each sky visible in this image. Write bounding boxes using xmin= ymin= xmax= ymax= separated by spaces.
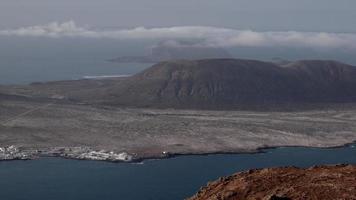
xmin=0 ymin=0 xmax=356 ymax=53
xmin=1 ymin=0 xmax=356 ymax=83
xmin=1 ymin=0 xmax=356 ymax=32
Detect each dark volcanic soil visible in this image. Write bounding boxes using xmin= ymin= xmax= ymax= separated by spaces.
xmin=111 ymin=59 xmax=356 ymax=109
xmin=188 ymin=164 xmax=356 ymax=200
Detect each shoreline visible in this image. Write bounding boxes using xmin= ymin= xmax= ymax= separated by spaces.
xmin=140 ymin=141 xmax=356 ymax=163
xmin=1 ymin=142 xmax=355 ymax=164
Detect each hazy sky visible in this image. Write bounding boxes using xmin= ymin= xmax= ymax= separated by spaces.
xmin=1 ymin=0 xmax=356 ymax=32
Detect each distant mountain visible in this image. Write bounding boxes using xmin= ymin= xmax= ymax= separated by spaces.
xmin=109 ymin=42 xmax=231 ymax=63
xmin=3 ymin=59 xmax=356 ymax=110
xmin=271 ymin=57 xmax=291 ymax=65
xmin=99 ymin=59 xmax=356 ymax=109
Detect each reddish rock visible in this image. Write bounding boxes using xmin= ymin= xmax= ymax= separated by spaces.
xmin=188 ymin=164 xmax=356 ymax=200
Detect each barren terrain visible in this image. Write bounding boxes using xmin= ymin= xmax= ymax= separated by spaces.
xmin=1 ymin=97 xmax=356 ymax=160
xmin=188 ymin=164 xmax=356 ymax=200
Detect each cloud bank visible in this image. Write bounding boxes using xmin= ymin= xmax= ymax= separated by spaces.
xmin=1 ymin=21 xmax=356 ymax=49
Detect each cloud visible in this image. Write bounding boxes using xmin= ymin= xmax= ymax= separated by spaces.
xmin=1 ymin=21 xmax=356 ymax=49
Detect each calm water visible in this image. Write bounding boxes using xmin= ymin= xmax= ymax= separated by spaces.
xmin=0 ymin=37 xmax=153 ymax=85
xmin=1 ymin=37 xmax=356 ymax=85
xmin=0 ymin=145 xmax=355 ymax=200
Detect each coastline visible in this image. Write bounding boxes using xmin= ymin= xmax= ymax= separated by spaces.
xmin=135 ymin=141 xmax=356 ymax=163
xmin=2 ymin=98 xmax=356 ymax=164
xmin=1 ymin=141 xmax=355 ymax=164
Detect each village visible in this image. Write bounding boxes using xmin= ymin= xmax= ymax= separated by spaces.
xmin=0 ymin=145 xmax=135 ymax=162
xmin=0 ymin=145 xmax=33 ymax=160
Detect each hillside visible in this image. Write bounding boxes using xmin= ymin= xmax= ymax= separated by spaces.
xmin=2 ymin=58 xmax=356 ymax=110
xmin=100 ymin=59 xmax=356 ymax=109
xmin=188 ymin=164 xmax=356 ymax=200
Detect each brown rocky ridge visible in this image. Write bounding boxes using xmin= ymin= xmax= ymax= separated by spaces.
xmin=188 ymin=164 xmax=356 ymax=200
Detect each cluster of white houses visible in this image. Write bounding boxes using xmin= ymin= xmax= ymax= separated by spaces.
xmin=0 ymin=145 xmax=31 ymax=160
xmin=0 ymin=146 xmax=134 ymax=162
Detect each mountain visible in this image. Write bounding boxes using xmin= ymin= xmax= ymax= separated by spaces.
xmin=99 ymin=59 xmax=356 ymax=109
xmin=109 ymin=42 xmax=231 ymax=63
xmin=2 ymin=58 xmax=356 ymax=110
xmin=188 ymin=165 xmax=356 ymax=200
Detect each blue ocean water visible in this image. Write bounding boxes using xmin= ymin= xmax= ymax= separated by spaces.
xmin=0 ymin=37 xmax=153 ymax=85
xmin=0 ymin=145 xmax=355 ymax=200
xmin=1 ymin=36 xmax=355 ymax=85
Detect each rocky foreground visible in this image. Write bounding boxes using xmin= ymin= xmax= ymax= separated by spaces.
xmin=188 ymin=164 xmax=356 ymax=200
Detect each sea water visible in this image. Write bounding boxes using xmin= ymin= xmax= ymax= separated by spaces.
xmin=1 ymin=36 xmax=356 ymax=85
xmin=0 ymin=37 xmax=152 ymax=85
xmin=0 ymin=145 xmax=355 ymax=200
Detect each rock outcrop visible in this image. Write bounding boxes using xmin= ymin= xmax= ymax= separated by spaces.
xmin=188 ymin=164 xmax=356 ymax=200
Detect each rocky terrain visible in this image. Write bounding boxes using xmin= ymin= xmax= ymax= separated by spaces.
xmin=188 ymin=164 xmax=356 ymax=200
xmin=1 ymin=95 xmax=356 ymax=161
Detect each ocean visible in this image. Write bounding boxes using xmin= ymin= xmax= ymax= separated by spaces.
xmin=0 ymin=145 xmax=355 ymax=200
xmin=1 ymin=36 xmax=355 ymax=85
xmin=0 ymin=37 xmax=152 ymax=85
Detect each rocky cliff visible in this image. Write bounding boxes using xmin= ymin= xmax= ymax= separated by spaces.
xmin=188 ymin=164 xmax=356 ymax=200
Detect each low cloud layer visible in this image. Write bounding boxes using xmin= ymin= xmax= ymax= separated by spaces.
xmin=1 ymin=21 xmax=356 ymax=49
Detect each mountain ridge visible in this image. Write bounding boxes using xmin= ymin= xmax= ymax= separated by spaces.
xmin=2 ymin=58 xmax=356 ymax=110
xmin=101 ymin=58 xmax=356 ymax=109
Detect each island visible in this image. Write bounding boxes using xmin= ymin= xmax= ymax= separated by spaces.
xmin=1 ymin=58 xmax=356 ymax=162
xmin=108 ymin=41 xmax=232 ymax=63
